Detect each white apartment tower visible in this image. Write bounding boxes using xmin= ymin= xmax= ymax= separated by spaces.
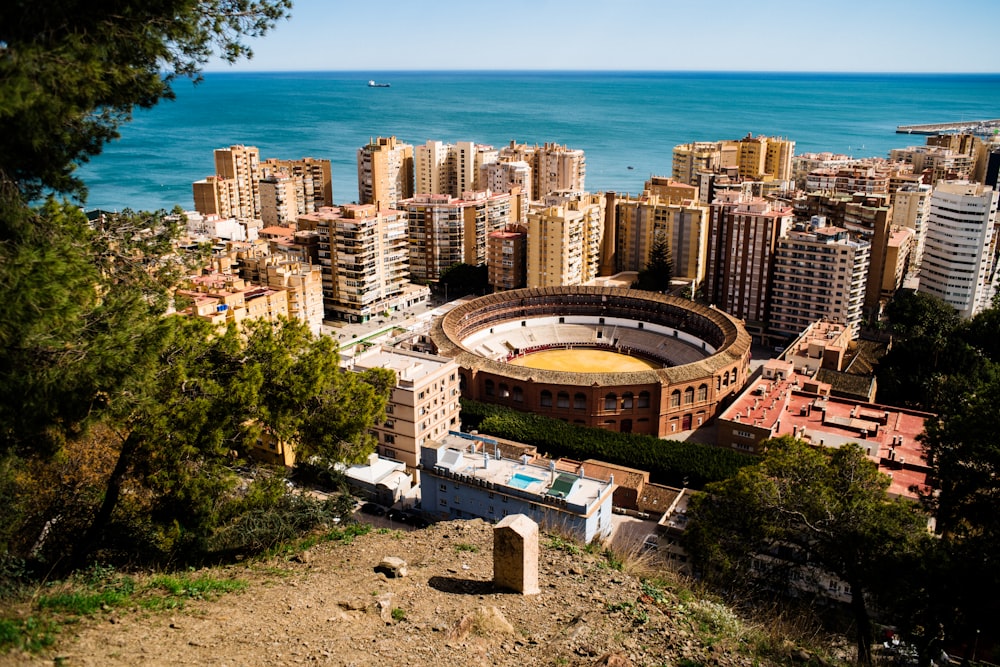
xmin=918 ymin=181 xmax=1000 ymax=319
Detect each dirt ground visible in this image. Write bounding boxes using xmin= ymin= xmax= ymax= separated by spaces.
xmin=1 ymin=519 xmax=813 ymax=667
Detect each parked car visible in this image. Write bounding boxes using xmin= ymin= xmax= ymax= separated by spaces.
xmin=359 ymin=502 xmax=386 ymax=517
xmin=386 ymin=509 xmax=409 ymax=524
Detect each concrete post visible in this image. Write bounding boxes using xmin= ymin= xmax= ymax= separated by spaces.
xmin=493 ymin=514 xmax=540 ymax=595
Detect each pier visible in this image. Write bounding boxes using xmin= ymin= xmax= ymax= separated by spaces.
xmin=896 ymin=119 xmax=1000 ymax=136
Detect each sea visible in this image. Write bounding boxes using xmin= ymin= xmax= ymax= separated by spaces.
xmin=76 ymin=71 xmax=1000 ymax=212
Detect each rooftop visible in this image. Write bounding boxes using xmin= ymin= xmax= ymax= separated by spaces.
xmin=425 ymin=432 xmax=614 ymax=512
xmin=720 ymin=366 xmax=933 ymax=499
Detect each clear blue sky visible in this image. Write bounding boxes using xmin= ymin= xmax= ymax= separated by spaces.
xmin=207 ymin=0 xmax=999 ymax=73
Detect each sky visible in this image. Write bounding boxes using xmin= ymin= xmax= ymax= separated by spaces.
xmin=206 ymin=0 xmax=999 ymax=73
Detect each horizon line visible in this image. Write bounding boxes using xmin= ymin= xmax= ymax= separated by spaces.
xmin=199 ymin=67 xmax=1000 ymax=76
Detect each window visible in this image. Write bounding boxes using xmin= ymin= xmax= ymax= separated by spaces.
xmin=574 ymin=393 xmax=586 ymax=410
xmin=540 ymin=390 xmax=553 ymax=407
xmin=499 ymin=383 xmax=510 ymax=398
xmin=557 ymin=392 xmax=570 ymax=408
xmin=440 ymin=498 xmax=447 ymax=506
xmin=440 ymin=484 xmax=447 ymax=492
xmin=384 ymin=419 xmax=395 ymax=428
xmin=604 ymin=393 xmax=617 ymax=410
xmin=697 ymin=384 xmax=708 ymax=401
xmin=622 ymin=392 xmax=633 ymax=409
xmin=637 ymin=391 xmax=650 ymax=408
xmin=670 ymin=390 xmax=681 ymax=408
xmin=485 ymin=379 xmax=495 ymax=396
xmin=512 ymin=386 xmax=523 ymax=403
xmin=386 ymin=404 xmax=394 ymax=414
xmin=684 ymin=387 xmax=694 ymax=404
xmin=384 ymin=434 xmax=395 ymax=444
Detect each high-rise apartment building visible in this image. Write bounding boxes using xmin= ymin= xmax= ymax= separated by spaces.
xmin=357 ymin=136 xmax=414 ymax=208
xmin=301 ymin=205 xmax=419 ymax=322
xmin=258 ymin=174 xmax=300 ymax=226
xmin=613 ymin=192 xmax=709 ymax=284
xmin=737 ymin=134 xmax=795 ymax=182
xmin=918 ymin=181 xmax=1000 ymax=319
xmin=498 ymin=141 xmax=585 ymax=200
xmin=414 ymin=140 xmax=497 ymax=198
xmin=192 ymin=175 xmax=239 ymax=219
xmin=480 ymin=161 xmax=532 ymax=221
xmin=213 ymin=144 xmax=262 ymax=220
xmin=706 ymin=192 xmax=794 ymax=340
xmin=487 ymin=225 xmax=528 ymax=292
xmin=401 ymin=190 xmax=511 ymax=282
xmin=261 ymin=157 xmax=333 ymax=211
xmin=769 ymin=218 xmax=870 ymax=340
xmin=348 ymin=346 xmax=461 ymax=471
xmin=805 ymin=166 xmax=890 ymax=195
xmin=671 ymin=141 xmax=738 ymax=186
xmin=526 ymin=194 xmax=604 ymax=288
xmin=891 ymin=183 xmax=932 ymax=269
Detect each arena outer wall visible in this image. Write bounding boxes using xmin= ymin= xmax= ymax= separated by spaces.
xmin=429 ymin=286 xmax=753 ymax=438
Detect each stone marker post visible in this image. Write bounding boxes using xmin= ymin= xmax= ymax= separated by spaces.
xmin=493 ymin=514 xmax=540 ymax=595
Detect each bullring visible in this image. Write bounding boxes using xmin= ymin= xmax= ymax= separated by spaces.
xmin=429 ymin=286 xmax=753 ymax=437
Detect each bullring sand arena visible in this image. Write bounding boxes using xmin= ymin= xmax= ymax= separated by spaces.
xmin=508 ymin=348 xmax=661 ymax=373
xmin=429 ymin=286 xmax=753 ymax=438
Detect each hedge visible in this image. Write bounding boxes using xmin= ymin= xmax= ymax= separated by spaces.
xmin=460 ymin=399 xmax=754 ymax=489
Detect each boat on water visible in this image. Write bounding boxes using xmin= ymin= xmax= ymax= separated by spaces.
xmin=368 ymin=80 xmax=390 ymax=88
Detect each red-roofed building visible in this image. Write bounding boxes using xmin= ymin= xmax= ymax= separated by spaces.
xmin=716 ymin=359 xmax=933 ymax=500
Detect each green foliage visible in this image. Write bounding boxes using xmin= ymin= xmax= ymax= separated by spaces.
xmin=461 ymin=399 xmax=753 ymax=488
xmin=546 ymin=536 xmax=581 ymax=555
xmin=454 ymin=543 xmax=479 ymax=553
xmin=391 ymin=607 xmax=406 ymax=622
xmin=0 ymin=616 xmax=57 ymax=654
xmin=683 ymin=436 xmax=932 ymax=665
xmin=634 ymin=232 xmax=674 ymax=293
xmin=438 ymin=263 xmax=489 ymax=298
xmin=0 ymin=1 xmax=292 ymax=199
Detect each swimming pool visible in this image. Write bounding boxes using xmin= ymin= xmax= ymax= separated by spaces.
xmin=509 ymin=473 xmax=543 ymax=490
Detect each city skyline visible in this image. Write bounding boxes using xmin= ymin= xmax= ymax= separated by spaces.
xmin=206 ymin=0 xmax=999 ymax=74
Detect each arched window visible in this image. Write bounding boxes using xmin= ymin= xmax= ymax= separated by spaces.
xmin=499 ymin=383 xmax=510 ymax=399
xmin=723 ymin=371 xmax=730 ymax=386
xmin=622 ymin=392 xmax=634 ymax=409
xmin=557 ymin=392 xmax=570 ymax=408
xmin=637 ymin=391 xmax=650 ymax=408
xmin=574 ymin=393 xmax=587 ymax=410
xmin=485 ymin=379 xmax=495 ymax=396
xmin=684 ymin=387 xmax=694 ymax=404
xmin=670 ymin=390 xmax=681 ymax=408
xmin=604 ymin=393 xmax=617 ymax=411
xmin=697 ymin=384 xmax=708 ymax=401
xmin=540 ymin=390 xmax=553 ymax=407
xmin=512 ymin=386 xmax=524 ymax=403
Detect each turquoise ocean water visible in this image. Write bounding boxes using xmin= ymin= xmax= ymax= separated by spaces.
xmin=77 ymin=71 xmax=1000 ymax=212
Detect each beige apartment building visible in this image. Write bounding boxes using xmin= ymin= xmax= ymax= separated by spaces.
xmin=769 ymin=219 xmax=870 ymax=341
xmin=357 ymin=136 xmax=414 ymax=208
xmin=613 ymin=191 xmax=709 ymax=285
xmin=192 ymin=175 xmax=239 ymax=220
xmin=178 ymin=273 xmax=290 ymax=328
xmin=498 ymin=141 xmax=586 ymax=200
xmin=401 ymin=190 xmax=512 ymax=282
xmin=737 ymin=134 xmax=795 ymax=182
xmin=480 ymin=161 xmax=532 ymax=221
xmin=301 ymin=205 xmax=424 ymax=322
xmin=526 ymin=193 xmax=604 ymax=288
xmin=671 ymin=141 xmax=738 ymax=186
xmin=414 ymin=140 xmax=497 ymax=198
xmin=212 ymin=144 xmax=262 ymax=220
xmin=349 ymin=346 xmax=462 ymax=471
xmin=258 ymin=174 xmax=300 ymax=226
xmin=261 ymin=157 xmax=333 ymax=210
xmin=805 ymin=165 xmax=890 ymax=195
xmin=891 ymin=183 xmax=932 ymax=269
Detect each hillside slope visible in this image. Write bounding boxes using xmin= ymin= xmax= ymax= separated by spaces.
xmin=3 ymin=519 xmax=840 ymax=666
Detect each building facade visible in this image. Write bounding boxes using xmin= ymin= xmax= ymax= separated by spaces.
xmin=918 ymin=181 xmax=1000 ymax=319
xmin=526 ymin=194 xmax=604 ymax=288
xmin=487 ymin=225 xmax=528 ymax=291
xmin=419 ymin=433 xmax=616 ymax=543
xmin=498 ymin=141 xmax=586 ymax=200
xmin=769 ymin=219 xmax=870 ymax=341
xmin=357 ymin=136 xmax=414 ymax=208
xmin=349 ymin=346 xmax=462 ymax=471
xmin=402 ymin=190 xmax=512 ymax=282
